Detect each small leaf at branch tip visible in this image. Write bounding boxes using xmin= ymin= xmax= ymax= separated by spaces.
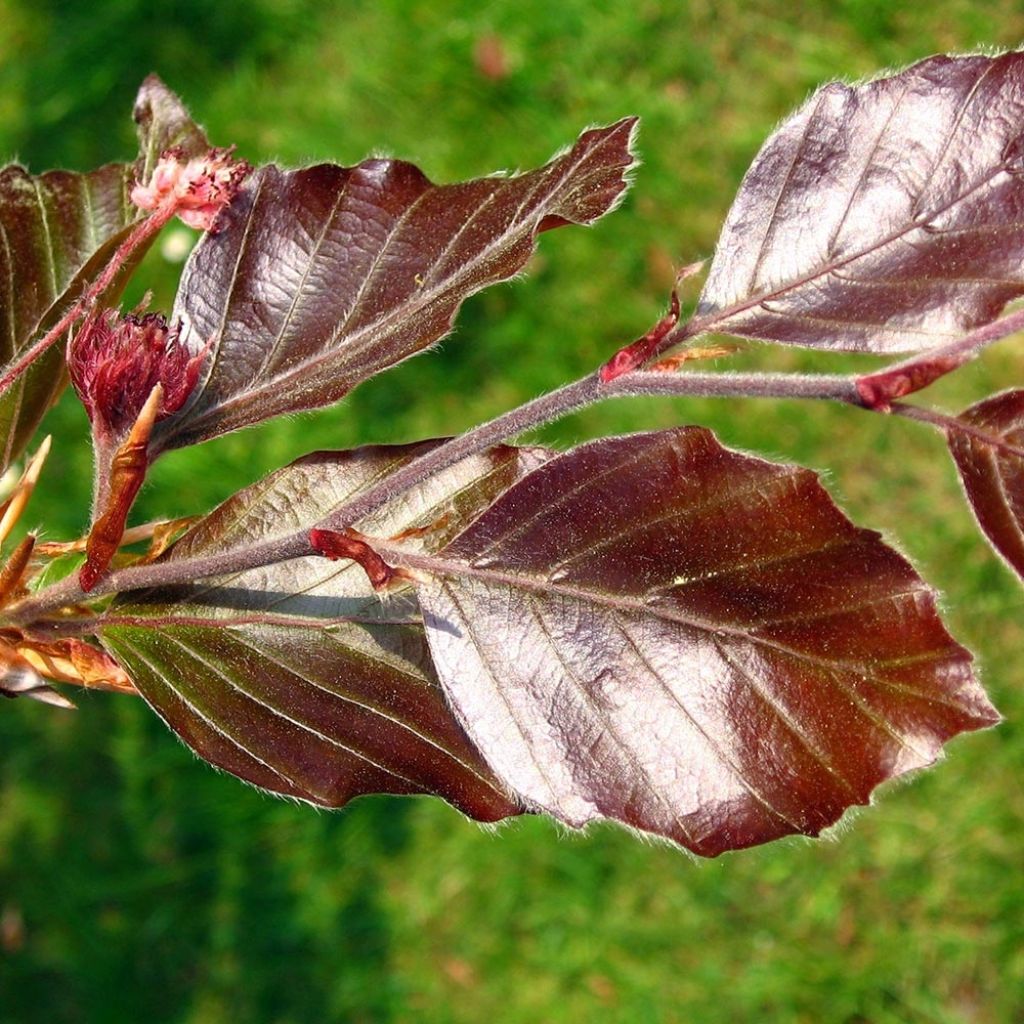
xmin=948 ymin=388 xmax=1024 ymax=581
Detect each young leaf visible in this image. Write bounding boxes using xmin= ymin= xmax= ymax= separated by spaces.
xmin=101 ymin=441 xmax=547 ymax=820
xmin=0 ymin=77 xmax=208 ymax=474
xmin=152 ymin=119 xmax=638 ymax=451
xmin=947 ymin=388 xmax=1024 ymax=580
xmin=132 ymin=74 xmax=212 ymax=181
xmin=693 ymin=51 xmax=1024 ymax=354
xmin=412 ymin=429 xmax=998 ymax=856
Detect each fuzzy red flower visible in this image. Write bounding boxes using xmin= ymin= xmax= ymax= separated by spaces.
xmin=67 ymin=309 xmax=208 ymax=438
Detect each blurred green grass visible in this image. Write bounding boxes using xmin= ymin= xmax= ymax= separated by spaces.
xmin=1 ymin=2 xmax=1023 ymax=1022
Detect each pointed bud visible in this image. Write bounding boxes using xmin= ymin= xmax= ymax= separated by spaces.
xmin=131 ymin=146 xmax=251 ymax=231
xmin=67 ymin=309 xmax=207 ymax=440
xmin=600 ymin=287 xmax=682 ymax=383
xmin=309 ymin=528 xmax=425 ymax=591
xmin=79 ymin=384 xmax=163 ymax=592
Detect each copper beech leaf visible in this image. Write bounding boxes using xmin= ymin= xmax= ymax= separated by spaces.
xmin=692 ymin=50 xmax=1024 ymax=354
xmin=0 ymin=76 xmax=208 ymax=473
xmin=101 ymin=440 xmax=548 ymax=820
xmin=153 ymin=118 xmax=638 ymax=451
xmin=948 ymin=388 xmax=1024 ymax=580
xmin=411 ymin=428 xmax=998 ymax=856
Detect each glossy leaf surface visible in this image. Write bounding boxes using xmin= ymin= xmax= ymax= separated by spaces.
xmin=154 ymin=119 xmax=638 ymax=450
xmin=102 ymin=441 xmax=548 ymax=819
xmin=948 ymin=388 xmax=1024 ymax=580
xmin=0 ymin=77 xmax=208 ymax=473
xmin=415 ymin=429 xmax=997 ymax=856
xmin=695 ymin=51 xmax=1024 ymax=353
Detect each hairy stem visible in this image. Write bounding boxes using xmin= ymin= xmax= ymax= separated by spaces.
xmin=6 ymin=366 xmax=869 ymax=626
xmin=889 ymin=401 xmax=1024 ymax=458
xmin=856 ymin=305 xmax=1024 ymax=408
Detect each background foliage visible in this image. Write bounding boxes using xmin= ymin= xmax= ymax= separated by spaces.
xmin=0 ymin=2 xmax=1022 ymax=1021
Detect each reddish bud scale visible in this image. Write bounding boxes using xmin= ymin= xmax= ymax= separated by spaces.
xmin=856 ymin=354 xmax=967 ymax=412
xmin=80 ymin=441 xmax=149 ymax=592
xmin=309 ymin=528 xmax=397 ymax=591
xmin=600 ymin=288 xmax=681 ymax=383
xmin=80 ymin=384 xmax=164 ymax=592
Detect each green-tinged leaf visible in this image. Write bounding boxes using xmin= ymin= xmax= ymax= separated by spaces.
xmin=0 ymin=76 xmax=208 ymax=474
xmin=102 ymin=441 xmax=548 ymax=819
xmin=411 ymin=428 xmax=998 ymax=856
xmin=947 ymin=388 xmax=1024 ymax=581
xmin=153 ymin=118 xmax=638 ymax=451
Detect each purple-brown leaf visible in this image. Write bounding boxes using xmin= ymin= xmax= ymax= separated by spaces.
xmin=101 ymin=441 xmax=548 ymax=820
xmin=0 ymin=163 xmax=137 ymax=473
xmin=0 ymin=76 xmax=208 ymax=474
xmin=413 ymin=429 xmax=997 ymax=856
xmin=948 ymin=388 xmax=1024 ymax=580
xmin=153 ymin=119 xmax=638 ymax=451
xmin=693 ymin=51 xmax=1024 ymax=353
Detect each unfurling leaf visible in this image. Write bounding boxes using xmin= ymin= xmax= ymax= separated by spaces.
xmin=101 ymin=441 xmax=548 ymax=820
xmin=132 ymin=74 xmax=212 ymax=182
xmin=152 ymin=118 xmax=638 ymax=451
xmin=412 ymin=429 xmax=997 ymax=856
xmin=0 ymin=77 xmax=208 ymax=475
xmin=948 ymin=389 xmax=1024 ymax=580
xmin=693 ymin=51 xmax=1024 ymax=354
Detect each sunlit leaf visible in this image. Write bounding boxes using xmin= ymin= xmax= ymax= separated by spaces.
xmin=948 ymin=388 xmax=1024 ymax=580
xmin=413 ymin=429 xmax=998 ymax=856
xmin=102 ymin=441 xmax=548 ymax=820
xmin=694 ymin=51 xmax=1024 ymax=353
xmin=153 ymin=118 xmax=638 ymax=451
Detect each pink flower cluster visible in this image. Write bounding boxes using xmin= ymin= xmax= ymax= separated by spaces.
xmin=130 ymin=147 xmax=251 ymax=231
